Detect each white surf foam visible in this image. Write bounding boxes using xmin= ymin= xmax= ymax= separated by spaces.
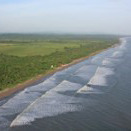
xmin=77 ymin=85 xmax=102 ymax=94
xmin=88 ymin=67 xmax=115 ymax=87
xmin=119 ymin=43 xmax=127 ymax=50
xmin=118 ymin=38 xmax=127 ymax=51
xmin=95 ymin=67 xmax=114 ymax=76
xmin=102 ymin=57 xmax=123 ymax=67
xmin=91 ymin=56 xmax=104 ymax=65
xmin=88 ymin=75 xmax=107 ymax=86
xmin=102 ymin=58 xmax=115 ymax=67
xmin=112 ymin=51 xmax=124 ymax=58
xmin=0 ymin=77 xmax=57 ymax=117
xmin=53 ymin=80 xmax=82 ymax=92
xmin=10 ymin=81 xmax=83 ymax=127
xmin=26 ymin=77 xmax=56 ymax=92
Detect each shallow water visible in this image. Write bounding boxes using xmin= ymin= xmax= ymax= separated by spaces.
xmin=0 ymin=38 xmax=131 ymax=131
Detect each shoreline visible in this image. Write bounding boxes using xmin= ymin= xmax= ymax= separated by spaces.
xmin=0 ymin=43 xmax=119 ymax=99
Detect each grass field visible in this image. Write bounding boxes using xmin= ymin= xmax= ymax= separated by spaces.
xmin=0 ymin=34 xmax=119 ymax=90
xmin=0 ymin=43 xmax=81 ymax=56
xmin=0 ymin=34 xmax=118 ymax=57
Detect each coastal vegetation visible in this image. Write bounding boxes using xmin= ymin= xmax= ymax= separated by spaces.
xmin=0 ymin=34 xmax=119 ymax=90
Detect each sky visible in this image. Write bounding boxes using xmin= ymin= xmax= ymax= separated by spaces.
xmin=0 ymin=0 xmax=131 ymax=35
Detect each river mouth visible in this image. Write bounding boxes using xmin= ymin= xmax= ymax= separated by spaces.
xmin=1 ymin=38 xmax=131 ymax=131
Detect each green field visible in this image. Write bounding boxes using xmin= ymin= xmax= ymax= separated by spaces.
xmin=0 ymin=34 xmax=119 ymax=90
xmin=0 ymin=43 xmax=81 ymax=56
xmin=0 ymin=34 xmax=119 ymax=57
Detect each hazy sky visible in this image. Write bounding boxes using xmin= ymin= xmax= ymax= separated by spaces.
xmin=0 ymin=0 xmax=131 ymax=34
